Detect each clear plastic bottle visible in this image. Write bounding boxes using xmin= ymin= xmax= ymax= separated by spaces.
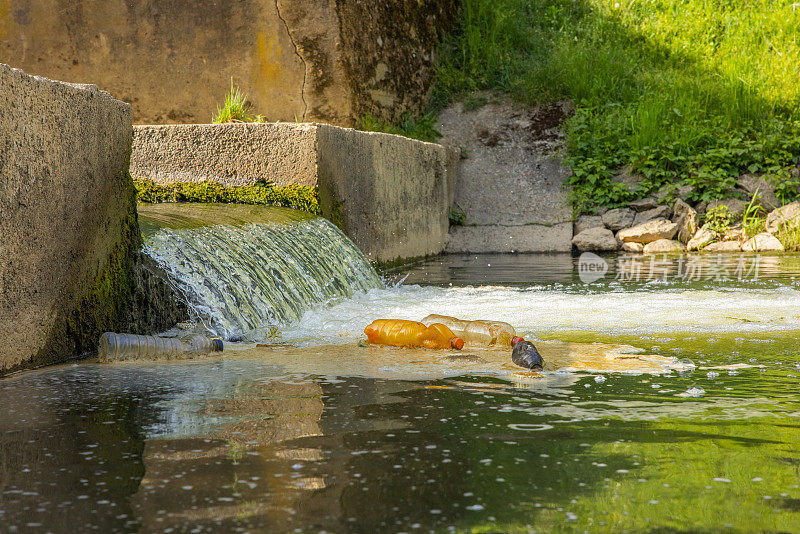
xmin=364 ymin=319 xmax=464 ymax=349
xmin=420 ymin=314 xmax=517 ymax=346
xmin=98 ymin=332 xmax=224 ymax=362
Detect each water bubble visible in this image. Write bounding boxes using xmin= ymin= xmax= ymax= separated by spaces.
xmin=706 ymin=371 xmax=719 ymax=379
xmin=594 ymin=375 xmax=606 ymax=384
xmin=466 ymin=504 xmax=484 ymax=511
xmin=677 ymin=358 xmax=696 ymax=370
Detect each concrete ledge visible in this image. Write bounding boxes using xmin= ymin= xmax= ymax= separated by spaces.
xmin=131 ymin=123 xmax=459 ymax=264
xmin=131 ymin=123 xmax=318 ymax=187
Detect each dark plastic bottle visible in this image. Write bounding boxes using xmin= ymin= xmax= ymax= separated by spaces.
xmin=511 ymin=339 xmax=544 ymax=370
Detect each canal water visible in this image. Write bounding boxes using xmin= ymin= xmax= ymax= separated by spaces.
xmin=2 ymin=207 xmax=800 ymax=532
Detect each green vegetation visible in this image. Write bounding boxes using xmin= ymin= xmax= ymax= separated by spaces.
xmin=703 ymin=205 xmax=732 ymax=235
xmin=448 ymin=206 xmax=467 ymax=226
xmin=430 ymin=0 xmax=800 ymax=212
xmin=212 ymin=83 xmax=251 ymax=123
xmin=359 ymin=112 xmax=442 ymax=143
xmin=134 ymin=178 xmax=320 ymax=215
xmin=212 ymin=83 xmax=268 ymax=124
xmin=741 ymin=193 xmax=767 ymax=241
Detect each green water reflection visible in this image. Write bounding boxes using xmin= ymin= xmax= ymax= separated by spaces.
xmin=2 ymin=253 xmax=800 ymax=532
xmin=2 ymin=338 xmax=800 ymax=532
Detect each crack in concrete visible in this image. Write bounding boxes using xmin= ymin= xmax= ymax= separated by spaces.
xmin=275 ymin=0 xmax=308 ymax=121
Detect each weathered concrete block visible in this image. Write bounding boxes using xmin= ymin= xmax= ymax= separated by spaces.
xmin=317 ymin=125 xmax=458 ymax=263
xmin=0 ymin=0 xmax=458 ymax=126
xmin=131 ymin=123 xmax=319 ymax=187
xmin=131 ymin=123 xmax=459 ymax=264
xmin=0 ymin=64 xmax=182 ymax=373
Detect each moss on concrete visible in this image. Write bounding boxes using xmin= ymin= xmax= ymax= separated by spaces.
xmin=64 ymin=177 xmax=142 ymax=357
xmin=134 ymin=178 xmax=320 ymax=214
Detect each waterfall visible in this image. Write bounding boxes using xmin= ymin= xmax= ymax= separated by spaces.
xmin=139 ymin=205 xmax=383 ymax=339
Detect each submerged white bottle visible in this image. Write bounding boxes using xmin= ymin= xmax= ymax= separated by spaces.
xmin=98 ymin=332 xmax=224 ymax=361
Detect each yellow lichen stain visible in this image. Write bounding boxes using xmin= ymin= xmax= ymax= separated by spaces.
xmin=254 ymin=32 xmax=282 ymax=83
xmin=0 ymin=0 xmax=11 ymax=41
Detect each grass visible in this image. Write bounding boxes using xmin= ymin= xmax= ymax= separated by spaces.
xmin=212 ymin=82 xmax=252 ymax=124
xmin=429 ymin=0 xmax=800 ymax=213
xmin=359 ymin=112 xmax=442 ymax=143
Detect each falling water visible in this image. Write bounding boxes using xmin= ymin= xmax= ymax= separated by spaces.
xmin=139 ymin=205 xmax=383 ymax=339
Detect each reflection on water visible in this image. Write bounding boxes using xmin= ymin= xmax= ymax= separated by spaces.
xmin=3 ymin=253 xmax=800 ymax=532
xmin=398 ymin=252 xmax=800 ymax=287
xmin=2 ymin=330 xmax=800 ymax=533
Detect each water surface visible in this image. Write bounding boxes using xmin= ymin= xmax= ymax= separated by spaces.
xmin=2 ymin=253 xmax=800 ymax=533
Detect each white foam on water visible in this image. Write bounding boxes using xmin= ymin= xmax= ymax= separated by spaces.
xmin=282 ymin=283 xmax=800 ymax=345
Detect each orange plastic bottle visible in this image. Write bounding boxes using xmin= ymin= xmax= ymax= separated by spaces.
xmin=364 ymin=319 xmax=465 ymax=350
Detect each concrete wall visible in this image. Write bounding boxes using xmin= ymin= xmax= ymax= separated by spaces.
xmin=0 ymin=0 xmax=458 ymax=126
xmin=132 ymin=123 xmax=318 ymax=187
xmin=0 ymin=64 xmax=184 ymax=374
xmin=317 ymin=125 xmax=459 ymax=263
xmin=131 ymin=123 xmax=459 ymax=264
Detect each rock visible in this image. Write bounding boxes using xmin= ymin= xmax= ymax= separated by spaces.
xmin=677 ymin=184 xmax=695 ymax=200
xmin=737 ymin=174 xmax=781 ymax=211
xmin=622 ymin=242 xmax=644 ymax=253
xmin=633 ymin=205 xmax=672 ymax=226
xmin=672 ymin=198 xmax=692 ymax=220
xmin=643 ymin=239 xmax=685 ymax=254
xmin=574 ymin=215 xmax=604 ymax=235
xmin=765 ymin=202 xmax=800 ymax=233
xmin=742 ymin=232 xmax=785 ymax=252
xmin=629 ymin=197 xmax=659 ymax=212
xmin=617 ymin=219 xmax=679 ymax=244
xmin=703 ymin=241 xmax=742 ymax=253
xmin=572 ymin=227 xmax=620 ymax=252
xmin=792 ymin=164 xmax=800 ymax=179
xmin=602 ymin=208 xmax=635 ymax=231
xmin=706 ymin=198 xmax=747 ymax=221
xmin=611 ymin=165 xmax=644 ymax=192
xmin=673 ymin=199 xmax=699 ymax=243
xmin=722 ymin=224 xmax=743 ymax=242
xmin=695 ymin=201 xmax=708 ymax=216
xmin=686 ymin=224 xmax=717 ymax=251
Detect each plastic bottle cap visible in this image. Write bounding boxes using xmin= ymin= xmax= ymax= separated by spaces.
xmin=451 ymin=337 xmax=465 ymax=350
xmin=512 ymin=336 xmax=525 ymax=346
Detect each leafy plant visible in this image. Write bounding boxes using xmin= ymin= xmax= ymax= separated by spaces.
xmin=448 ymin=207 xmax=467 ymax=225
xmin=704 ymin=205 xmax=732 ymax=235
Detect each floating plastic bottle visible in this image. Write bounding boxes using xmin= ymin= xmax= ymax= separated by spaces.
xmin=98 ymin=332 xmax=224 ymax=362
xmin=511 ymin=340 xmax=544 ymax=370
xmin=363 ymin=320 xmax=464 ymax=350
xmin=420 ymin=314 xmax=518 ymax=347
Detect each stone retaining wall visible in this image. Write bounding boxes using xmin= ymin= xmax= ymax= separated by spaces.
xmin=0 ymin=0 xmax=458 ymax=126
xmin=131 ymin=123 xmax=459 ymax=264
xmin=0 ymin=64 xmax=184 ymax=374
